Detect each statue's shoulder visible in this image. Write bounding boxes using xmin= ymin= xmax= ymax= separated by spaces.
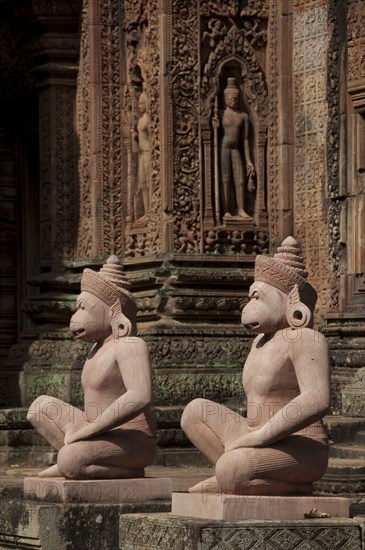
xmin=120 ymin=336 xmax=148 ymax=347
xmin=292 ymin=327 xmax=327 ymax=350
xmin=112 ymin=336 xmax=150 ymax=362
xmin=118 ymin=336 xmax=148 ymax=353
xmin=302 ymin=327 xmax=326 ymax=340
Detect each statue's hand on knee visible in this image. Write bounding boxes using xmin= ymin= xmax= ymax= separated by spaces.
xmin=64 ymin=418 xmax=91 ymax=445
xmin=225 ymin=429 xmax=264 ymax=451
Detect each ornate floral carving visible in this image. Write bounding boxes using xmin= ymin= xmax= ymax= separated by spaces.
xmin=240 ymin=0 xmax=269 ymax=18
xmin=146 ymin=333 xmax=249 ymax=366
xmin=328 ymin=200 xmax=342 ymax=280
xmin=124 ymin=0 xmax=148 ymax=25
xmin=326 ymin=0 xmax=342 ymax=303
xmin=76 ymin=0 xmax=124 ymax=259
xmin=327 ymin=1 xmax=341 ymax=199
xmin=76 ymin=0 xmax=93 ymax=258
xmin=267 ymin=2 xmax=280 ymax=248
xmin=100 ymin=0 xmax=124 ymax=256
xmin=55 ymin=86 xmax=76 ymax=262
xmin=174 ymin=296 xmax=244 ymax=316
xmin=200 ymin=0 xmax=238 ymax=17
xmin=347 ymin=0 xmax=365 ymax=42
xmin=172 ymin=0 xmax=200 ymax=252
xmin=203 ymin=230 xmax=268 ymax=255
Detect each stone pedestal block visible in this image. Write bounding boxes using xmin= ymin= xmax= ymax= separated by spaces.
xmin=0 ymin=502 xmax=170 ymax=550
xmin=119 ymin=513 xmax=363 ymax=550
xmin=24 ymin=476 xmax=171 ymax=504
xmin=171 ymin=492 xmax=350 ymax=521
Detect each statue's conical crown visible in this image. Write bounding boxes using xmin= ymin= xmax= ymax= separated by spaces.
xmin=254 ymin=236 xmax=317 ymax=310
xmin=274 ymin=236 xmax=308 ymax=279
xmin=81 ymin=256 xmax=135 ymax=306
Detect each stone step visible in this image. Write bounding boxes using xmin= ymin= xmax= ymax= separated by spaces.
xmin=325 ymin=416 xmax=365 ymax=444
xmin=0 ymin=447 xmax=56 ymax=467
xmin=315 ymin=457 xmax=365 ymax=496
xmin=157 ymin=428 xmax=189 ymax=447
xmin=355 ymin=430 xmax=365 ymax=445
xmin=329 ymin=443 xmax=365 ymax=459
xmin=0 ymin=407 xmax=28 ymax=429
xmin=0 ymin=428 xmax=51 ymax=447
xmin=153 ymin=447 xmax=209 ymax=467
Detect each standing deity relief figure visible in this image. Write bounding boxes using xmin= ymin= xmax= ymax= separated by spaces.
xmin=27 ymin=256 xmax=157 ymax=479
xmin=133 ymin=91 xmax=151 ymax=220
xmin=182 ymin=237 xmax=331 ymax=495
xmin=219 ymin=77 xmax=255 ymax=219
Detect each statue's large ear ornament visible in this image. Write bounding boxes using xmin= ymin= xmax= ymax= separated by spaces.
xmin=110 ymin=299 xmax=133 ymax=339
xmin=286 ymin=284 xmax=312 ymax=329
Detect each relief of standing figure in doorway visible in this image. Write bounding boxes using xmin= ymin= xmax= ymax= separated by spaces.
xmin=217 ymin=77 xmax=256 ymax=221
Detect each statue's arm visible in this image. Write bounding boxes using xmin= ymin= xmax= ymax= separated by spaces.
xmin=228 ymin=329 xmax=330 ymax=449
xmin=65 ymin=338 xmax=153 ymax=443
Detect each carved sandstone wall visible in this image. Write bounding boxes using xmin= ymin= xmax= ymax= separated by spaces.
xmin=292 ymin=1 xmax=336 ymax=320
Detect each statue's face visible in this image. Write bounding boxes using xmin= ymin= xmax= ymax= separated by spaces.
xmin=241 ymin=282 xmax=288 ymax=334
xmin=69 ymin=291 xmax=112 ymax=343
xmin=138 ymin=96 xmax=147 ymax=114
xmin=225 ymin=92 xmax=238 ymax=109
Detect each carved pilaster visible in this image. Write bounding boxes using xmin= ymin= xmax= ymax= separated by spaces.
xmin=76 ymin=0 xmax=124 ymax=260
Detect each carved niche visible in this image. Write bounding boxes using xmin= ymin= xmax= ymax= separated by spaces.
xmin=122 ymin=0 xmax=161 ymax=258
xmin=200 ymin=0 xmax=269 ymax=255
xmin=121 ymin=0 xmax=269 ymax=258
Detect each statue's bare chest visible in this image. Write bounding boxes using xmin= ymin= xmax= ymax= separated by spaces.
xmin=222 ymin=110 xmax=244 ymax=129
xmin=81 ymin=346 xmax=123 ymax=392
xmin=242 ymin=337 xmax=298 ymax=396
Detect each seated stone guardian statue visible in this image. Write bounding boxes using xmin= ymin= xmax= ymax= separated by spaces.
xmin=27 ymin=256 xmax=157 ymax=479
xmin=181 ymin=236 xmax=330 ymax=495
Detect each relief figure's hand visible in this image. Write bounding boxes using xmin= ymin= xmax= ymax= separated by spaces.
xmin=246 ymin=162 xmax=255 ymax=175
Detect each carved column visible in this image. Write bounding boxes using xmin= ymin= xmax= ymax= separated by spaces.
xmin=202 ymin=123 xmax=215 ymax=227
xmin=267 ymin=0 xmax=295 ymax=248
xmin=76 ymin=0 xmax=124 ymax=260
xmin=14 ymin=2 xmax=83 ymax=408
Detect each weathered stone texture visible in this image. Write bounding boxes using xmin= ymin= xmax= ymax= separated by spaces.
xmin=293 ymin=4 xmax=335 ymax=320
xmin=118 ymin=513 xmax=363 ymax=550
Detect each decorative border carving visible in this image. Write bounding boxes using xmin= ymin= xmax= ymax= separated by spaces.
xmin=76 ymin=0 xmax=93 ymax=258
xmin=171 ymin=0 xmax=200 ymax=252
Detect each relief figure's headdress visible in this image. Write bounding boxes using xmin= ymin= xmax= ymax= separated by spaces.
xmin=224 ymin=77 xmax=240 ymax=97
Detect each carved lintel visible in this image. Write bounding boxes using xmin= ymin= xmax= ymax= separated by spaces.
xmin=348 ymin=78 xmax=365 ymax=113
